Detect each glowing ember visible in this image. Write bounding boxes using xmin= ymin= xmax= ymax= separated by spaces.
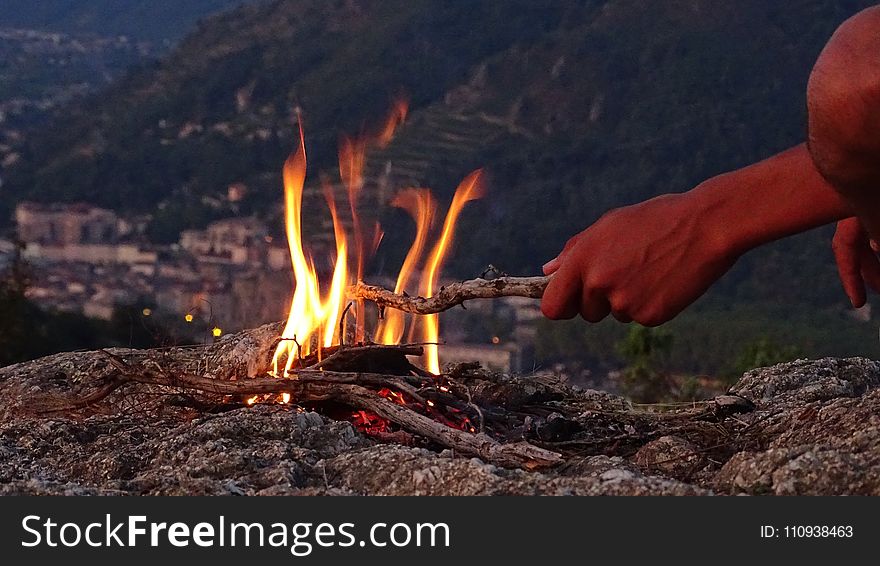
xmin=351 ymin=410 xmax=390 ymax=434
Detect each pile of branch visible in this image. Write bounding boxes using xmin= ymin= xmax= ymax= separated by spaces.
xmin=31 ymin=341 xmax=559 ymax=470
xmin=7 ymin=275 xmax=753 ymax=473
xmin=24 ymin=274 xmax=563 ymax=472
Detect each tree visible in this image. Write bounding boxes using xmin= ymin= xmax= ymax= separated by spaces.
xmin=616 ymin=325 xmax=674 ymax=403
xmin=0 ymin=244 xmax=161 ymax=366
xmin=733 ymin=337 xmax=804 ymax=376
xmin=0 ymin=243 xmax=42 ymax=366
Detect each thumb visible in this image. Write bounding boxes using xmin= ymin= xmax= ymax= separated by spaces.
xmin=834 ymin=240 xmax=866 ymax=308
xmin=542 ymin=256 xmax=562 ymax=275
xmin=833 ymin=218 xmax=868 ymax=308
xmin=543 ymin=233 xmax=583 ymax=275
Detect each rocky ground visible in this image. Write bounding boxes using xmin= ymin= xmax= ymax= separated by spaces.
xmin=1 ymin=355 xmax=878 ymax=495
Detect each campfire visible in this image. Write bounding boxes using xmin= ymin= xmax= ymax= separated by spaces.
xmin=241 ymin=103 xmax=558 ymax=466
xmin=19 ymin=103 xmax=753 ymax=474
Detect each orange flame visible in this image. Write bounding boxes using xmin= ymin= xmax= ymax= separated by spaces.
xmin=321 ymin=179 xmax=350 ymax=348
xmin=420 ymin=170 xmax=484 ymax=374
xmin=272 ymin=122 xmax=349 ymax=376
xmin=339 ymin=135 xmax=368 ymax=342
xmin=338 ymin=99 xmax=409 ymax=341
xmin=376 ymin=98 xmax=408 ymax=148
xmin=339 ymin=136 xmax=366 ymax=204
xmin=268 ymin=103 xmax=481 ymax=389
xmin=375 ymin=189 xmax=436 ymax=344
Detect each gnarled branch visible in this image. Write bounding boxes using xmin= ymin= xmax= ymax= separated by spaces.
xmin=349 ymin=276 xmax=549 ymax=315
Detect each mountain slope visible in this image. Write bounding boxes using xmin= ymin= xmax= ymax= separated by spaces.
xmin=0 ymin=1 xmax=261 ymax=42
xmin=4 ymin=0 xmax=879 ymax=369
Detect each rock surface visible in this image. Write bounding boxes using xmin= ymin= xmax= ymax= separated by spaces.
xmin=1 ymin=356 xmax=878 ymax=495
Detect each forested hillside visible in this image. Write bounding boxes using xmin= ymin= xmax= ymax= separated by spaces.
xmin=4 ymin=0 xmax=878 ymax=371
xmin=0 ymin=0 xmax=259 ymax=42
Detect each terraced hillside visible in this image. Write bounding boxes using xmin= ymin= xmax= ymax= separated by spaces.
xmin=5 ymin=0 xmax=880 ymax=373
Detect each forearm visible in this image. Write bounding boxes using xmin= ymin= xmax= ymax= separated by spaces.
xmin=689 ymin=143 xmax=853 ymax=256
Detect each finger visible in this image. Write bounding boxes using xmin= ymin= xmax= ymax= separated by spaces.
xmin=542 ymin=256 xmax=561 ymax=275
xmin=833 ymin=233 xmax=866 ymax=308
xmin=541 ymin=263 xmax=581 ymax=320
xmin=580 ymin=288 xmax=611 ymax=323
xmin=859 ymin=246 xmax=880 ymax=295
xmin=543 ymin=234 xmax=582 ymax=275
xmin=611 ymin=310 xmax=632 ymax=323
xmin=607 ymin=293 xmax=632 ymax=323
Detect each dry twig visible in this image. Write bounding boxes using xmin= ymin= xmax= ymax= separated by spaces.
xmin=349 ymin=276 xmax=548 ymax=314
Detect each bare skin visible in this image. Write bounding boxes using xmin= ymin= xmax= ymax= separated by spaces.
xmin=542 ymin=7 xmax=880 ymax=325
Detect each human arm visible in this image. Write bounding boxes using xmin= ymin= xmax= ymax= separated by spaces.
xmin=541 ymin=143 xmax=852 ymax=325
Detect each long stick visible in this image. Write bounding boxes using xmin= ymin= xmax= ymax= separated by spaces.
xmin=349 ymin=276 xmax=549 ymax=315
xmin=337 ymin=384 xmax=562 ymax=470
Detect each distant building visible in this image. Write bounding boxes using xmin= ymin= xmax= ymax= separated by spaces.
xmin=267 ymin=245 xmax=290 ymax=271
xmin=15 ymin=202 xmax=156 ymax=266
xmin=154 ymin=282 xmax=204 ymax=318
xmin=180 ymin=217 xmax=267 ymax=266
xmin=23 ymin=243 xmax=157 ymax=265
xmin=16 ymin=202 xmax=119 ymax=245
xmin=502 ymin=295 xmax=544 ymax=322
xmin=227 ymin=182 xmax=248 ymax=203
xmin=83 ymin=290 xmax=126 ymax=320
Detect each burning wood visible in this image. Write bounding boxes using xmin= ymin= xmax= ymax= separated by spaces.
xmin=6 ymin=321 xmax=765 ymax=479
xmin=27 ymin=334 xmax=562 ymax=470
xmin=5 ymin=349 xmax=874 ymax=495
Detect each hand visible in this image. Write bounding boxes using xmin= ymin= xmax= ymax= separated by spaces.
xmin=541 ymin=193 xmax=739 ymax=326
xmin=832 ymin=217 xmax=880 ymax=308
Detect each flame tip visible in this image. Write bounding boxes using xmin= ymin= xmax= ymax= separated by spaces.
xmin=274 ymin=106 xmax=481 ymax=376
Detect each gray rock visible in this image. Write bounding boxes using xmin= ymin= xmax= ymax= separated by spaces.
xmin=1 ymin=357 xmax=878 ymax=495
